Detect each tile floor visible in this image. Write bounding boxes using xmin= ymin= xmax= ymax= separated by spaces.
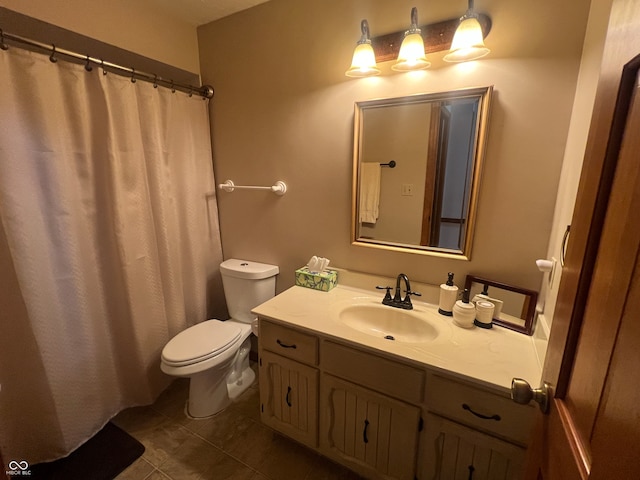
xmin=113 ymin=363 xmax=364 ymax=480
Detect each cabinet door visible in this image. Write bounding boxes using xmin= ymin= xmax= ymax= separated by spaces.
xmin=320 ymin=374 xmax=421 ymax=480
xmin=259 ymin=350 xmax=318 ymax=447
xmin=419 ymin=413 xmax=525 ymax=480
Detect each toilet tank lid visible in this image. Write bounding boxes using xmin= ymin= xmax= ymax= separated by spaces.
xmin=220 ymin=259 xmax=279 ymax=279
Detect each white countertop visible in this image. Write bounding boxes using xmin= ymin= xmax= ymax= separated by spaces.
xmin=252 ymin=283 xmax=542 ymax=395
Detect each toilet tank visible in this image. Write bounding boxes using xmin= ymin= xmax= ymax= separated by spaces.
xmin=220 ymin=259 xmax=279 ymax=324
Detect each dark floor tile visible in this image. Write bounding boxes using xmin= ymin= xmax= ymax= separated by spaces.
xmin=114 ymin=406 xmax=196 ymax=468
xmin=158 ymin=434 xmax=255 ymax=480
xmin=112 ymin=405 xmax=167 ymax=435
xmin=114 ymin=457 xmax=156 ymax=479
xmin=306 ymin=455 xmax=367 ymax=480
xmin=255 ymin=432 xmax=319 ymax=480
xmin=220 ymin=421 xmax=318 ymax=480
xmin=248 ymin=473 xmax=269 ymax=480
xmin=145 ymin=471 xmax=172 ymax=480
xmin=151 ymin=379 xmax=190 ymax=418
xmin=188 ymin=408 xmax=255 ymax=450
xmin=226 ymin=384 xmax=261 ymax=422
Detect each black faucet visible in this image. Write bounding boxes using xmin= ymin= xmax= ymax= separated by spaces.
xmin=376 ymin=273 xmax=421 ymax=310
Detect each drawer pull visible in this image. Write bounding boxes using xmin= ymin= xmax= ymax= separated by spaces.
xmin=276 ymin=339 xmax=297 ymax=349
xmin=363 ymin=419 xmax=370 ymax=444
xmin=286 ymin=386 xmax=292 ymax=407
xmin=462 ymin=403 xmax=501 ymax=421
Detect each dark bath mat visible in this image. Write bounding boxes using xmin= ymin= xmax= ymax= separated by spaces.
xmin=29 ymin=422 xmax=144 ymax=480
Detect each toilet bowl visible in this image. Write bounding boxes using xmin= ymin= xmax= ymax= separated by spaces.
xmin=160 ymin=259 xmax=279 ymax=418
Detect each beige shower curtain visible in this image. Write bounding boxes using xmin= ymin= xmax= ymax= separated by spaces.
xmin=0 ymin=47 xmax=224 ymax=464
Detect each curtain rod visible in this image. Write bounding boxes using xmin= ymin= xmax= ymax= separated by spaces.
xmin=0 ymin=28 xmax=214 ymax=99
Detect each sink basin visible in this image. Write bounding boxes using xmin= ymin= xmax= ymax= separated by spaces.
xmin=338 ymin=304 xmax=439 ymax=343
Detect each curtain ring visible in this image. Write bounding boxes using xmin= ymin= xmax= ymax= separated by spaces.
xmin=101 ymin=60 xmax=107 ymax=75
xmin=0 ymin=29 xmax=9 ymax=51
xmin=130 ymin=68 xmax=136 ymax=83
xmin=84 ymin=56 xmax=93 ymax=72
xmin=170 ymin=80 xmax=175 ymax=93
xmin=49 ymin=44 xmax=58 ymax=63
xmin=153 ymin=74 xmax=158 ymax=89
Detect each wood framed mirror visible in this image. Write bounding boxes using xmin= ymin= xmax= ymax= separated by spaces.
xmin=351 ymin=86 xmax=493 ymax=259
xmin=464 ymin=275 xmax=538 ymax=335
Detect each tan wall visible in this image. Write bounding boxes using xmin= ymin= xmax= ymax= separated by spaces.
xmin=0 ymin=0 xmax=200 ymax=73
xmin=198 ymin=0 xmax=591 ymax=294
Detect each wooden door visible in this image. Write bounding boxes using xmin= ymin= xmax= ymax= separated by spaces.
xmin=421 ymin=103 xmax=445 ymax=246
xmin=525 ymin=0 xmax=640 ymax=478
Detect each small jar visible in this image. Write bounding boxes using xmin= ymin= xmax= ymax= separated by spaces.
xmin=474 ymin=300 xmax=494 ymax=329
xmin=452 ymin=300 xmax=476 ymax=329
xmin=472 ymin=293 xmax=503 ymax=320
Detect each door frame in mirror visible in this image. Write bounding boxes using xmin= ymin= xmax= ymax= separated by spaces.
xmin=351 ymin=86 xmax=493 ymax=260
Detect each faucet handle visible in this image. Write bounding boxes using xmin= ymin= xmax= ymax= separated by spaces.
xmin=376 ymin=286 xmax=394 ymax=305
xmin=400 ymin=290 xmax=421 ymax=310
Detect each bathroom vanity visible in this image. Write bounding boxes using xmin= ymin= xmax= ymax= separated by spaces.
xmin=253 ymin=276 xmax=541 ymax=480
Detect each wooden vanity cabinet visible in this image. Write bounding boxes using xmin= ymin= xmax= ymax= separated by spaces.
xmin=258 ymin=319 xmax=534 ymax=480
xmin=419 ymin=414 xmax=526 ymax=479
xmin=320 ymin=374 xmax=421 ymax=480
xmin=259 ymin=321 xmax=319 ymax=448
xmin=319 ymin=339 xmax=425 ymax=480
xmin=418 ymin=374 xmax=534 ymax=479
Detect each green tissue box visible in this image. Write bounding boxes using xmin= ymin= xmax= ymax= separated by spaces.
xmin=295 ymin=267 xmax=338 ymax=292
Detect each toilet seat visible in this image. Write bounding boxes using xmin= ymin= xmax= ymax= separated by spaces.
xmin=162 ymin=320 xmax=242 ymax=367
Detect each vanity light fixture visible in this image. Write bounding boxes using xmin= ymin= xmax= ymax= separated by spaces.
xmin=392 ymin=7 xmax=430 ymax=71
xmin=345 ymin=20 xmax=381 ymax=78
xmin=443 ymin=0 xmax=491 ymax=62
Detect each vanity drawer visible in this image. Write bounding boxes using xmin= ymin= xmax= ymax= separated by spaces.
xmin=260 ymin=319 xmax=318 ymax=366
xmin=322 ymin=341 xmax=424 ymax=404
xmin=425 ymin=375 xmax=535 ymax=445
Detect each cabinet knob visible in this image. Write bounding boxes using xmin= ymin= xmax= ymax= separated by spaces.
xmin=511 ymin=378 xmax=552 ymax=414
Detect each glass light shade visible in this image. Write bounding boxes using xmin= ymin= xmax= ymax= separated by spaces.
xmin=443 ymin=16 xmax=490 ymax=62
xmin=392 ymin=32 xmax=430 ymax=71
xmin=345 ymin=42 xmax=381 ymax=77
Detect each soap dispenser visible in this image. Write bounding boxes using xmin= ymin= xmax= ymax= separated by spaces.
xmin=438 ymin=272 xmax=458 ymax=316
xmin=471 ymin=283 xmax=491 ymax=303
xmin=453 ymin=289 xmax=476 ymax=328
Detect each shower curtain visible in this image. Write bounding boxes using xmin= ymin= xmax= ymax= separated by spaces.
xmin=0 ymin=47 xmax=224 ymax=464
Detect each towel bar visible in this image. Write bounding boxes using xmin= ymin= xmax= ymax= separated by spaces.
xmin=218 ymin=180 xmax=287 ymax=196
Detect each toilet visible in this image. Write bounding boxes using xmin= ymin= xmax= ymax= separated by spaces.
xmin=161 ymin=259 xmax=279 ymax=418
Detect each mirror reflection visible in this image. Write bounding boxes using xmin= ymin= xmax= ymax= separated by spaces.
xmin=352 ymin=87 xmax=493 ymax=259
xmin=464 ymin=275 xmax=538 ymax=335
